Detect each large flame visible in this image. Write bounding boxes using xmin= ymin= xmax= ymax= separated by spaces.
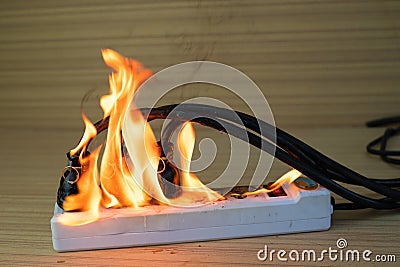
xmin=63 ymin=49 xmax=223 ymax=225
xmin=64 ymin=49 xmax=301 ymax=226
xmin=172 ymin=122 xmax=223 ymax=205
xmin=98 ymin=49 xmax=154 ymax=209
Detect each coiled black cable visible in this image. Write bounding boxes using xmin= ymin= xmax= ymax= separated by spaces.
xmin=366 ymin=116 xmax=400 ymax=165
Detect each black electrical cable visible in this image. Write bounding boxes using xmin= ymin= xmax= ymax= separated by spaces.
xmin=80 ymin=104 xmax=400 ymax=210
xmin=366 ymin=116 xmax=400 ymax=127
xmin=143 ymin=104 xmax=400 ymax=190
xmin=140 ymin=107 xmax=400 ymax=209
xmin=366 ymin=116 xmax=400 ymax=165
xmin=166 ymin=118 xmax=400 ymax=209
xmin=367 ymin=131 xmax=400 ymax=157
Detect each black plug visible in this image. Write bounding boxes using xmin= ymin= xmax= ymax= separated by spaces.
xmin=157 ymin=141 xmax=182 ymax=199
xmin=56 ymin=151 xmax=89 ymax=210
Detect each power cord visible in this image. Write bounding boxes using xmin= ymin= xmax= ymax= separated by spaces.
xmin=366 ymin=116 xmax=400 ymax=165
xmin=62 ymin=104 xmax=400 ymax=211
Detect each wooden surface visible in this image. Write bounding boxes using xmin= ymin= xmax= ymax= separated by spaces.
xmin=0 ymin=0 xmax=399 ymax=266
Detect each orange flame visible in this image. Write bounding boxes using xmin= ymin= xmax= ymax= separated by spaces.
xmin=243 ymin=169 xmax=302 ymax=197
xmin=70 ymin=114 xmax=97 ymax=156
xmin=62 ymin=50 xmax=303 ymax=226
xmin=59 ymin=146 xmax=102 ymax=225
xmin=98 ymin=49 xmax=153 ymax=209
xmin=62 ymin=49 xmax=222 ymax=225
xmin=171 ymin=122 xmax=223 ymax=205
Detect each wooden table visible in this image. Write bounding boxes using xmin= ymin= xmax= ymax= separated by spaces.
xmin=0 ymin=127 xmax=398 ymax=266
xmin=0 ymin=1 xmax=399 ymax=266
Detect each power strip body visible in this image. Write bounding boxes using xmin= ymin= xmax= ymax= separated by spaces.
xmin=51 ymin=182 xmax=332 ymax=252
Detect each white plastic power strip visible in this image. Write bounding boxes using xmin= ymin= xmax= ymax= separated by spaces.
xmin=51 ymin=181 xmax=332 ymax=252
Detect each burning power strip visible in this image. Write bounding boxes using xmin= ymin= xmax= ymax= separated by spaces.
xmin=51 ymin=50 xmax=400 ymax=252
xmin=51 ymin=178 xmax=332 ymax=252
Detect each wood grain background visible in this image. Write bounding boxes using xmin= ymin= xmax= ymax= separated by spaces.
xmin=1 ymin=0 xmax=400 ymax=129
xmin=0 ymin=0 xmax=399 ymax=266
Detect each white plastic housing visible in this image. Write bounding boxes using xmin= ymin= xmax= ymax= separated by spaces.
xmin=51 ymin=182 xmax=332 ymax=252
